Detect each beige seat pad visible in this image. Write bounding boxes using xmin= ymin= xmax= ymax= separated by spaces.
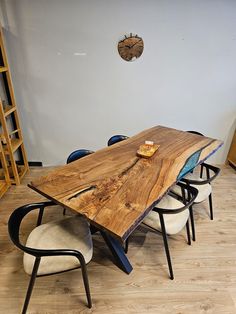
xmin=143 ymin=195 xmax=189 ymax=235
xmin=23 ymin=216 xmax=93 ymax=276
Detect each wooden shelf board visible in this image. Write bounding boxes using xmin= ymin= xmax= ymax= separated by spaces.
xmin=0 ymin=167 xmax=21 ymax=184
xmin=0 ymin=180 xmax=10 ymax=198
xmin=9 ymin=165 xmax=28 ymax=184
xmin=19 ymin=164 xmax=28 ymax=179
xmin=4 ymin=105 xmax=16 ymax=116
xmin=4 ymin=138 xmax=23 ymax=154
xmin=0 ymin=66 xmax=8 ymax=72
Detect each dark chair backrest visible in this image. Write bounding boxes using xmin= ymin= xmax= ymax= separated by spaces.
xmin=66 ymin=149 xmax=94 ymax=164
xmin=156 ymin=182 xmax=198 ymax=215
xmin=185 ymin=130 xmax=220 ymax=181
xmin=187 ymin=131 xmax=205 ymax=176
xmin=8 ymin=201 xmax=56 ymax=257
xmin=107 ymin=135 xmax=129 ymax=146
xmin=187 ymin=130 xmax=204 ymax=136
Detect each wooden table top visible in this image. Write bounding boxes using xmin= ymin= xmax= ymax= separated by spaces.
xmin=29 ymin=126 xmax=223 ymax=242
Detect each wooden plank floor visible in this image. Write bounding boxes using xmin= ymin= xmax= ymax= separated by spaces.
xmin=0 ymin=165 xmax=235 ymax=314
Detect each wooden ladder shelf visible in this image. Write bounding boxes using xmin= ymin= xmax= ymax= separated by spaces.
xmin=0 ymin=25 xmax=28 ymax=187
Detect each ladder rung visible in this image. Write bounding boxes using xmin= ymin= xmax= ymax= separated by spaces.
xmin=9 ymin=129 xmax=20 ymax=136
xmin=0 ymin=66 xmax=8 ymax=72
xmin=4 ymin=105 xmax=16 ymax=116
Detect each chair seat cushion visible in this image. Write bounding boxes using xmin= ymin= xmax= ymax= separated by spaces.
xmin=172 ymin=173 xmax=212 ymax=203
xmin=23 ymin=216 xmax=93 ymax=276
xmin=142 ymin=195 xmax=189 ymax=235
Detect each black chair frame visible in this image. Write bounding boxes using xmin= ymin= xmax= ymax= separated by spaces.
xmin=185 ymin=130 xmax=221 ymax=241
xmin=181 ymin=162 xmax=220 ymax=241
xmin=8 ymin=201 xmax=92 ymax=314
xmin=142 ymin=182 xmax=198 ymax=280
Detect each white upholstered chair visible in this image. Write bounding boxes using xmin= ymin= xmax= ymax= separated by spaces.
xmin=170 ymin=130 xmax=221 ymax=241
xmin=174 ymin=162 xmax=220 ymax=241
xmin=142 ymin=182 xmax=198 ymax=280
xmin=8 ymin=201 xmax=93 ymax=314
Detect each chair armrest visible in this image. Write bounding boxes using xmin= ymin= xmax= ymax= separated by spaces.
xmin=8 ymin=201 xmax=88 ymax=265
xmin=181 ymin=163 xmax=220 ymax=185
xmin=9 ymin=201 xmax=60 ymax=252
xmin=27 ymin=248 xmax=87 ymax=265
xmin=202 ymin=162 xmax=221 ymax=178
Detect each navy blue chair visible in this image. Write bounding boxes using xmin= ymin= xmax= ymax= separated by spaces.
xmin=67 ymin=149 xmax=94 ymax=164
xmin=107 ymin=135 xmax=129 ymax=146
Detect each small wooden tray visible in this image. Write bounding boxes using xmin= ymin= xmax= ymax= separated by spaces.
xmin=137 ymin=143 xmax=160 ymax=158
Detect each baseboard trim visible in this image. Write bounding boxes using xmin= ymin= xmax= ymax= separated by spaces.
xmin=28 ymin=161 xmax=43 ymax=167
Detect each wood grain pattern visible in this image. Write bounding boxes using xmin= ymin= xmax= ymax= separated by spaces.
xmin=29 ymin=126 xmax=223 ymax=241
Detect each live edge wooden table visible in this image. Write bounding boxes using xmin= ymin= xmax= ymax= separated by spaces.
xmin=29 ymin=126 xmax=223 ymax=274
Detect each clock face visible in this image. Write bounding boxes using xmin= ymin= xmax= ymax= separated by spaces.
xmin=118 ymin=34 xmax=144 ymax=62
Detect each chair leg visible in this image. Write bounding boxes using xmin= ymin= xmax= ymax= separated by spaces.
xmin=63 ymin=208 xmax=66 ymax=215
xmin=22 ymin=257 xmax=40 ymax=314
xmin=159 ymin=213 xmax=174 ymax=280
xmin=80 ymin=261 xmax=92 ymax=308
xmin=189 ymin=206 xmax=196 ymax=241
xmin=200 ymin=165 xmax=203 ymax=178
xmin=36 ymin=207 xmax=44 ymax=226
xmin=186 ymin=219 xmax=191 ymax=245
xmin=208 ymin=193 xmax=213 ymax=220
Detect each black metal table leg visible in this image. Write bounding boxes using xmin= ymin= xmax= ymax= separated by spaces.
xmin=100 ymin=231 xmax=133 ymax=274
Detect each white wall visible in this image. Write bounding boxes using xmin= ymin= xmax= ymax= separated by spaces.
xmin=0 ymin=0 xmax=235 ymax=165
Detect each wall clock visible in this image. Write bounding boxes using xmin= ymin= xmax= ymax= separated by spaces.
xmin=118 ymin=33 xmax=144 ymax=62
